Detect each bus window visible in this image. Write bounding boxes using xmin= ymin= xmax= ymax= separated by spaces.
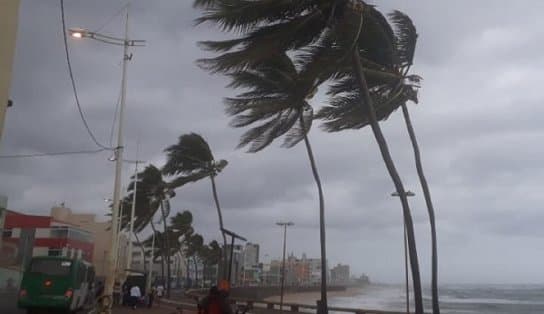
xmin=30 ymin=259 xmax=72 ymax=276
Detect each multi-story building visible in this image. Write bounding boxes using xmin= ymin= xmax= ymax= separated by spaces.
xmin=1 ymin=209 xmax=94 ymax=268
xmin=264 ymin=253 xmax=329 ymax=287
xmin=225 ymin=244 xmax=243 ymax=285
xmin=242 ymin=243 xmax=259 ymax=267
xmin=330 ymin=264 xmax=350 ymax=284
xmin=49 ymin=206 xmax=129 ymax=277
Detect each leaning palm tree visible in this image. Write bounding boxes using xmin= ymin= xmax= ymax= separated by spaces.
xmin=193 ymin=1 xmax=425 ymax=313
xmin=223 ymin=53 xmax=329 ymax=309
xmin=125 ymin=164 xmax=176 ymax=297
xmin=316 ymin=11 xmax=439 ymax=313
xmin=162 ymin=133 xmax=229 ymax=280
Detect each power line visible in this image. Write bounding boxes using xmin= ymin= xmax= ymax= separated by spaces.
xmin=0 ymin=148 xmax=107 ymax=159
xmin=92 ymin=1 xmax=132 ymax=34
xmin=60 ymin=0 xmax=114 ymax=151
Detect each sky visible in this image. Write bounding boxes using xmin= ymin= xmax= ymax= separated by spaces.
xmin=2 ymin=0 xmax=544 ymax=285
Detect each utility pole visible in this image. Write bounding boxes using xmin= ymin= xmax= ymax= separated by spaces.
xmin=69 ymin=5 xmax=145 ymax=311
xmin=276 ymin=221 xmax=294 ymax=314
xmin=126 ymin=141 xmax=144 ymax=275
xmin=0 ymin=0 xmax=20 ymax=144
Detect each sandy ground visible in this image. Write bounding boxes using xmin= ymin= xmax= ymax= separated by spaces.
xmin=264 ymin=287 xmax=364 ymax=305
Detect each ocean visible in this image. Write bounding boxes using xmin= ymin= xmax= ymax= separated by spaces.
xmin=329 ymin=284 xmax=544 ymax=314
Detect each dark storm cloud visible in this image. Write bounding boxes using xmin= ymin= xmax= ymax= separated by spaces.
xmin=2 ymin=0 xmax=544 ymax=284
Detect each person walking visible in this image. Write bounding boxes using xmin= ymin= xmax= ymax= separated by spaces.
xmin=113 ymin=281 xmax=122 ymax=306
xmin=155 ymin=283 xmax=164 ymax=307
xmin=148 ymin=286 xmax=156 ymax=308
xmin=130 ymin=284 xmax=142 ymax=310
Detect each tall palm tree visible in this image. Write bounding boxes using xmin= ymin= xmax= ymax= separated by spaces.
xmin=316 ymin=11 xmax=439 ymax=313
xmin=223 ymin=53 xmax=329 ymax=310
xmin=162 ymin=133 xmax=229 ymax=280
xmin=193 ymin=1 xmax=425 ymax=313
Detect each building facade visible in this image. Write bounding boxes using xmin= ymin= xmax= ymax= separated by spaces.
xmin=330 ymin=264 xmax=350 ymax=284
xmin=1 ymin=210 xmax=94 ymax=268
xmin=49 ymin=206 xmax=129 ymax=277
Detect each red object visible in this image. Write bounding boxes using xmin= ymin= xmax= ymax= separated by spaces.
xmin=64 ymin=289 xmax=73 ymax=298
xmin=19 ymin=289 xmax=27 ymax=298
xmin=44 ymin=280 xmax=52 ymax=287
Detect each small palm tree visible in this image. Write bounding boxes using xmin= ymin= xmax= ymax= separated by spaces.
xmin=162 ymin=133 xmax=229 ymax=280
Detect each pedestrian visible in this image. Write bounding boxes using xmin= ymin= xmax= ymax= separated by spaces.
xmin=198 ymin=286 xmax=233 ymax=314
xmin=148 ymin=286 xmax=155 ymax=308
xmin=130 ymin=284 xmax=142 ymax=310
xmin=155 ymin=283 xmax=164 ymax=307
xmin=113 ymin=280 xmax=122 ymax=306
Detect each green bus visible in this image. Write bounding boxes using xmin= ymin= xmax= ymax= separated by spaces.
xmin=18 ymin=256 xmax=96 ymax=314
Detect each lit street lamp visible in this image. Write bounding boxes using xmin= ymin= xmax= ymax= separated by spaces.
xmin=69 ymin=5 xmax=145 ymax=312
xmin=391 ymin=190 xmax=415 ymax=314
xmin=276 ymin=221 xmax=294 ymax=314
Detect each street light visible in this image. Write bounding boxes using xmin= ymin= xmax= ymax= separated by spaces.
xmin=276 ymin=221 xmax=294 ymax=314
xmin=391 ymin=190 xmax=415 ymax=314
xmin=69 ymin=5 xmax=145 ymax=312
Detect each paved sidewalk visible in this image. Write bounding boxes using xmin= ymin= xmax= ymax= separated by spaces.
xmin=112 ymin=304 xmax=197 ymax=314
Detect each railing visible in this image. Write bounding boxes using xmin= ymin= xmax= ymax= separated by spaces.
xmin=183 ymin=291 xmax=407 ymax=314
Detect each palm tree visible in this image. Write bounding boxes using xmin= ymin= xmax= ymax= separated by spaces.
xmin=223 ymin=53 xmax=329 ymax=310
xmin=183 ymin=233 xmax=204 ymax=287
xmin=125 ymin=164 xmax=175 ymax=297
xmin=162 ymin=133 xmax=229 ymax=280
xmin=193 ymin=1 xmax=425 ymax=313
xmin=200 ymin=240 xmax=222 ymax=285
xmin=316 ymin=11 xmax=439 ymax=313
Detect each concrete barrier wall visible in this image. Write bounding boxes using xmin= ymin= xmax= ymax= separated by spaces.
xmin=227 ymin=285 xmax=346 ymax=300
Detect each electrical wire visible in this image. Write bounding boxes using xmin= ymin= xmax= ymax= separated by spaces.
xmin=92 ymin=1 xmax=132 ymax=34
xmin=0 ymin=148 xmax=107 ymax=159
xmin=60 ymin=0 xmax=114 ymax=151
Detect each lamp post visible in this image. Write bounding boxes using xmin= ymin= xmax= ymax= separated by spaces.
xmin=69 ymin=6 xmax=145 ymax=310
xmin=276 ymin=221 xmax=294 ymax=314
xmin=391 ymin=191 xmax=415 ymax=314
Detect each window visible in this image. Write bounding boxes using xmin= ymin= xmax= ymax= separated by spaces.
xmin=2 ymin=229 xmax=12 ymax=238
xmin=30 ymin=259 xmax=72 ymax=276
xmin=48 ymin=248 xmax=62 ymax=257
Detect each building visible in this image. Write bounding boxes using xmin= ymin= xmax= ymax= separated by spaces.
xmin=264 ymin=253 xmax=329 ymax=287
xmin=1 ymin=209 xmax=94 ymax=268
xmin=242 ymin=243 xmax=259 ymax=267
xmin=49 ymin=206 xmax=129 ymax=277
xmin=0 ymin=0 xmax=20 ymax=142
xmin=225 ymin=244 xmax=243 ymax=285
xmin=330 ymin=264 xmax=350 ymax=284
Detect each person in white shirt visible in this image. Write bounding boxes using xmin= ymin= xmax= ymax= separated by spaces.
xmin=130 ymin=285 xmax=141 ymax=310
xmin=155 ymin=284 xmax=164 ymax=307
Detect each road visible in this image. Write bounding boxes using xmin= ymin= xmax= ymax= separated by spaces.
xmin=0 ymin=292 xmax=188 ymax=314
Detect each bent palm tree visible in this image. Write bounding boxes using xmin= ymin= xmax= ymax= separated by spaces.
xmin=162 ymin=133 xmax=229 ymax=280
xmin=316 ymin=10 xmax=439 ymax=313
xmin=224 ymin=53 xmax=329 ymax=310
xmin=194 ymin=1 xmax=425 ymax=313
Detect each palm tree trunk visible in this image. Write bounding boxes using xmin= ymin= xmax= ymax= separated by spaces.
xmin=159 ymin=202 xmax=171 ymax=298
xmin=210 ymin=175 xmax=228 ymax=281
xmin=193 ymin=256 xmax=199 ymax=286
xmin=401 ymin=103 xmax=440 ymax=313
xmin=351 ymin=49 xmax=424 ymax=314
xmin=133 ymin=231 xmax=147 ymax=273
xmin=300 ymin=114 xmax=328 ymax=314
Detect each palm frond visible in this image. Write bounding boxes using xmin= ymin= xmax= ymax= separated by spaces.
xmin=283 ymin=104 xmax=313 ymax=148
xmin=389 ymin=10 xmax=418 ymax=67
xmin=162 ymin=133 xmax=214 ymax=176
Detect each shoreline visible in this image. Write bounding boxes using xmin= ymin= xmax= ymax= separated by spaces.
xmin=264 ymin=287 xmax=364 ymax=305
